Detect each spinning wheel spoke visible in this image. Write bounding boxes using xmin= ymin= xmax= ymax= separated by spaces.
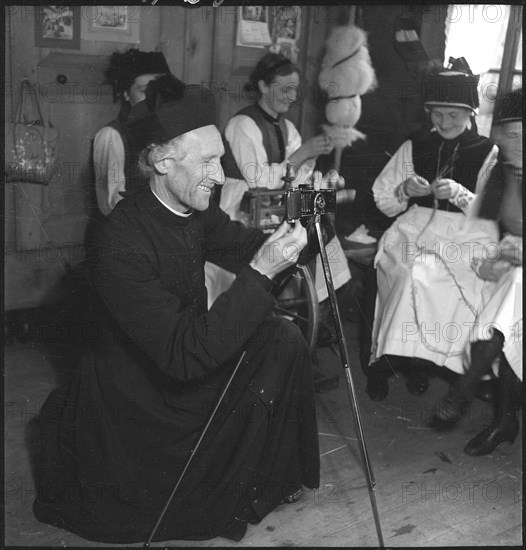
xmin=274 ymin=264 xmax=319 ymax=352
xmin=244 ymin=189 xmax=320 ymax=352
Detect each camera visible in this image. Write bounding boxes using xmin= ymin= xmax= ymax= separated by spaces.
xmin=285 ymin=185 xmax=336 ymax=222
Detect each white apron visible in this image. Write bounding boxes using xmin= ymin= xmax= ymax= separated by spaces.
xmin=370 ymin=205 xmax=499 ymax=374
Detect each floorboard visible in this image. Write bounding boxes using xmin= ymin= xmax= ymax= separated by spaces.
xmin=4 ymin=322 xmax=522 ymax=547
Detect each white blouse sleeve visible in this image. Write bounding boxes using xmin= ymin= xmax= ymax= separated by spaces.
xmin=224 ymin=115 xmax=313 ymax=189
xmin=93 ymin=126 xmax=126 ymax=216
xmin=372 ymin=140 xmax=415 ymax=217
xmin=475 ymin=144 xmax=499 ymax=193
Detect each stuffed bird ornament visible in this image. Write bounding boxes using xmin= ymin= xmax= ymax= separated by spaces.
xmin=318 ymin=25 xmax=377 ymax=171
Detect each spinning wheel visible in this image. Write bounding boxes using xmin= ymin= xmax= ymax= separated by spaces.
xmin=242 ymin=188 xmax=320 ymax=352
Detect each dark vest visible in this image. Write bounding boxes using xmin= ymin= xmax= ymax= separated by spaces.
xmin=108 ymin=112 xmax=150 ymax=196
xmin=221 ymin=104 xmax=290 ymax=181
xmin=409 ymin=128 xmax=495 ymax=213
xmin=476 ymin=158 xmax=505 ymax=221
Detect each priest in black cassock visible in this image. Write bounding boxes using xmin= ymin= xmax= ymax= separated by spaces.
xmin=33 ymin=82 xmax=320 ymax=543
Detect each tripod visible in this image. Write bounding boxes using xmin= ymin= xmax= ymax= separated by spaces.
xmin=312 ymin=209 xmax=385 ymax=547
xmin=144 ymin=209 xmax=384 ymax=548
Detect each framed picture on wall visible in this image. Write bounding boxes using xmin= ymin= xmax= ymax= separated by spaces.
xmin=269 ymin=6 xmax=302 ymax=63
xmin=236 ymin=6 xmax=272 ymax=48
xmin=34 ymin=5 xmax=81 ymax=49
xmin=81 ymin=6 xmax=140 ymax=43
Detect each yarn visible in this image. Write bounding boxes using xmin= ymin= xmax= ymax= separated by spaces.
xmin=318 ymin=25 xmax=377 ymax=169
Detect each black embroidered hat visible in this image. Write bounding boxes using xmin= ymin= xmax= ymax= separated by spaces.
xmin=424 ymin=57 xmax=480 ymax=113
xmin=104 ymin=48 xmax=171 ymax=99
xmin=126 ymin=77 xmax=216 ymax=151
xmin=492 ymin=88 xmax=522 ymax=125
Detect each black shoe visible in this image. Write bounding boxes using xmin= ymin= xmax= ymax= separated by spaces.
xmin=406 ymin=370 xmax=429 ymax=396
xmin=464 ymin=419 xmax=519 ymax=456
xmin=366 ymin=374 xmax=389 ymax=401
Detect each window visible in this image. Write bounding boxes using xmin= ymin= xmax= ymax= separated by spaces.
xmin=445 ymin=4 xmax=522 ymax=136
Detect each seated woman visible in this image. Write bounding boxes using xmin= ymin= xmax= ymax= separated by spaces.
xmin=433 ymin=88 xmax=522 ymax=456
xmin=93 ymin=49 xmax=178 ymax=215
xmin=211 ymin=53 xmax=352 ymax=312
xmin=366 ymin=58 xmax=499 ymax=401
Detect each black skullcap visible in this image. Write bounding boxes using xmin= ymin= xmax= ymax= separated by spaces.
xmin=424 ymin=57 xmax=480 ymax=112
xmin=493 ymin=88 xmax=522 ymax=125
xmin=104 ymin=49 xmax=171 ymax=98
xmin=126 ymin=83 xmax=216 ymax=151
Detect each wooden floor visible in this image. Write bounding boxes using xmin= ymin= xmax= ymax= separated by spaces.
xmin=4 ymin=322 xmax=523 ymax=547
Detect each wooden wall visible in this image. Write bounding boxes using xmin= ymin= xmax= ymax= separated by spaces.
xmin=5 ymin=5 xmax=345 ymax=135
xmin=4 ymin=5 xmax=344 ymax=310
xmin=5 ymin=6 xmax=169 ymax=310
xmin=4 ymin=4 xmax=446 ymax=310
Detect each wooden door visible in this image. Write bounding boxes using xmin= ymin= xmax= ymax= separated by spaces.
xmin=37 ymin=53 xmax=120 ymax=245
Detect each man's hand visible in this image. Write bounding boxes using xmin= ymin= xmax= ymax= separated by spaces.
xmin=249 ymin=220 xmax=308 ymax=280
xmin=403 ymin=175 xmax=431 ymax=197
xmin=431 ymin=178 xmax=457 ymax=199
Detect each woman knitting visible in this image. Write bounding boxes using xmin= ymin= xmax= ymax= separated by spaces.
xmin=366 ymin=58 xmax=499 ymax=401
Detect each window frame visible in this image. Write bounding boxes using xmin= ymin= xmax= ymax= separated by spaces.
xmin=497 ymin=4 xmax=522 ymax=96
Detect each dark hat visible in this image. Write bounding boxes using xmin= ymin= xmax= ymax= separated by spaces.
xmin=143 ymin=73 xmax=186 ymax=110
xmin=424 ymin=57 xmax=480 ymax=112
xmin=493 ymin=88 xmax=522 ymax=125
xmin=105 ymin=49 xmax=171 ymax=98
xmin=126 ymin=82 xmax=216 ymax=151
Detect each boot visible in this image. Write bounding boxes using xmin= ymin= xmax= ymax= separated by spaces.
xmin=405 ymin=358 xmax=430 ymax=396
xmin=464 ymin=356 xmax=520 ymax=456
xmin=366 ymin=373 xmax=389 ymax=401
xmin=432 ymin=331 xmax=504 ymax=427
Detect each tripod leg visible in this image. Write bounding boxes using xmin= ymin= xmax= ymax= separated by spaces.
xmin=314 ymin=215 xmax=384 ymax=547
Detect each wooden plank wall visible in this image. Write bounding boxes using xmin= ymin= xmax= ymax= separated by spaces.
xmin=3 ymin=4 xmax=380 ymax=311
xmin=6 ymin=5 xmax=342 ymax=153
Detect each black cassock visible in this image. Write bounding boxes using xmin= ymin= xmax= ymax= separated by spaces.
xmin=33 ymin=189 xmax=320 ymax=543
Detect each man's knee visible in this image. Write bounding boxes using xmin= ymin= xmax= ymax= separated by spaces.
xmin=248 ymin=316 xmax=307 ymax=350
xmin=273 ymin=317 xmax=307 ymax=347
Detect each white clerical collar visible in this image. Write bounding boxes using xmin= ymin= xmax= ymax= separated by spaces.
xmin=151 ymin=188 xmax=193 ymax=217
